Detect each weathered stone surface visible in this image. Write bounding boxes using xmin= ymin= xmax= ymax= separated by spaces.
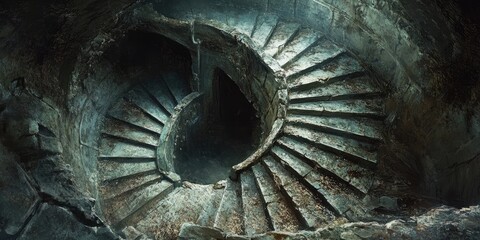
xmin=240 ymin=170 xmax=270 ymax=235
xmin=214 ymin=179 xmax=244 ymax=235
xmin=263 ymin=156 xmax=335 ymax=228
xmin=136 ymin=184 xmax=221 ymax=240
xmin=251 ymin=163 xmax=300 ymax=232
xmin=276 ymin=136 xmax=374 ymax=194
xmin=179 ymin=223 xmax=225 ymax=239
xmin=180 ymin=205 xmax=480 ymax=239
xmin=289 ymin=76 xmax=383 ymax=104
xmin=288 ymin=54 xmax=364 ymax=91
xmin=284 ymin=39 xmax=345 ymax=78
xmin=18 ymin=204 xmax=117 ymax=240
xmin=251 ymin=13 xmax=278 ymax=47
xmin=263 ymin=21 xmax=300 ymax=57
xmin=108 ymin=100 xmax=164 ymax=134
xmin=283 ymin=125 xmax=378 ymax=167
xmin=122 ymin=226 xmax=153 ymax=240
xmin=286 ymin=114 xmax=384 ymax=143
xmin=104 ymin=180 xmax=173 ymax=226
xmin=31 ymin=156 xmax=101 ymax=226
xmin=0 ymin=145 xmax=38 ymax=236
xmin=275 ymin=28 xmax=320 ymax=67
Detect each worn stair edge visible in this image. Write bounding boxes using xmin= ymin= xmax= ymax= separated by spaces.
xmin=263 ymin=22 xmax=301 ymax=57
xmin=263 ymin=156 xmax=336 ymax=230
xmin=269 ymin=145 xmax=368 ymax=218
xmin=100 ymin=171 xmax=162 ymax=200
xmin=114 ymin=181 xmax=175 ymax=230
xmin=251 ymin=163 xmax=301 ymax=232
xmin=213 ymin=179 xmax=245 ymax=235
xmin=275 ymin=139 xmax=372 ymax=195
xmin=230 ymin=119 xmax=284 ymax=180
xmin=240 ymin=170 xmax=271 ymax=235
xmin=283 ymin=124 xmax=378 ymax=169
xmin=286 ymin=116 xmax=384 ymax=144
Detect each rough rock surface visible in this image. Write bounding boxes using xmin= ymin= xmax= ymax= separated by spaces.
xmin=0 ymin=145 xmax=38 ymax=237
xmin=18 ymin=204 xmax=116 ymax=240
xmin=179 ymin=205 xmax=480 ymax=240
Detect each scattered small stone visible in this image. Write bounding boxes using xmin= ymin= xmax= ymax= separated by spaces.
xmin=214 ymin=180 xmax=227 ymax=189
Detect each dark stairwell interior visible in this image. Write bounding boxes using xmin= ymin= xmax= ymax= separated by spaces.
xmin=175 ymin=69 xmax=261 ymax=184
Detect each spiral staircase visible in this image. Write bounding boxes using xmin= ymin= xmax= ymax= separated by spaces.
xmin=97 ymin=7 xmax=386 ymax=239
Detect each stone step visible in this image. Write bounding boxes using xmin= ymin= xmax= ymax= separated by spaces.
xmin=124 ymin=88 xmax=170 ymax=125
xmin=264 ymin=21 xmax=300 ymax=57
xmin=290 ymin=76 xmax=384 ymax=103
xmin=251 ymin=163 xmax=301 ymax=232
xmin=134 ymin=185 xmax=219 ymax=239
xmin=213 ymin=179 xmax=244 ymax=235
xmin=262 ymin=156 xmax=335 ymax=229
xmin=99 ymin=171 xmax=161 ymax=200
xmin=251 ymin=13 xmax=279 ymax=47
xmin=287 ymin=114 xmax=384 ymax=143
xmin=142 ymin=79 xmax=176 ymax=115
xmin=240 ymin=170 xmax=270 ymax=235
xmin=162 ymin=73 xmax=190 ymax=104
xmin=98 ymin=160 xmax=158 ymax=183
xmin=102 ymin=117 xmax=160 ymax=147
xmin=196 ymin=185 xmax=223 ymax=227
xmin=283 ymin=124 xmax=378 ymax=168
xmin=284 ymin=39 xmax=346 ymax=78
xmin=99 ymin=136 xmax=156 ymax=159
xmin=275 ymin=138 xmax=373 ymax=194
xmin=274 ymin=28 xmax=321 ymax=66
xmin=108 ymin=99 xmax=163 ymax=134
xmin=288 ymin=99 xmax=385 ymax=120
xmin=104 ymin=180 xmax=174 ymax=226
xmin=225 ymin=10 xmax=258 ymax=37
xmin=268 ymin=145 xmax=368 ymax=220
xmin=304 ymin=170 xmax=369 ymax=220
xmin=288 ymin=54 xmax=364 ymax=91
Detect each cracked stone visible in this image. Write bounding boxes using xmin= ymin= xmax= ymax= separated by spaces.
xmin=0 ymin=145 xmax=39 ymax=236
xmin=18 ymin=204 xmax=117 ymax=240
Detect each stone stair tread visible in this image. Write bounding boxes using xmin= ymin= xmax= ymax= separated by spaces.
xmin=142 ymin=79 xmax=177 ymax=114
xmin=270 ymin=145 xmax=313 ymax=178
xmin=264 ymin=22 xmax=300 ymax=57
xmin=290 ymin=76 xmax=383 ymax=102
xmin=275 ymin=28 xmax=321 ymax=66
xmin=251 ymin=163 xmax=300 ymax=232
xmin=99 ymin=171 xmax=161 ymax=200
xmin=134 ymin=185 xmax=223 ymax=239
xmin=124 ymin=88 xmax=170 ymax=125
xmin=102 ymin=117 xmax=160 ymax=147
xmin=240 ymin=170 xmax=270 ymax=235
xmin=98 ymin=160 xmax=157 ymax=182
xmin=288 ymin=99 xmax=385 ymax=119
xmin=251 ymin=13 xmax=279 ymax=47
xmin=225 ymin=10 xmax=258 ymax=37
xmin=163 ymin=73 xmax=190 ymax=104
xmin=99 ymin=137 xmax=156 ymax=159
xmin=196 ymin=186 xmax=224 ymax=227
xmin=288 ymin=54 xmax=364 ymax=91
xmin=108 ymin=99 xmax=163 ymax=134
xmin=284 ymin=39 xmax=345 ymax=77
xmin=287 ymin=114 xmax=384 ymax=142
xmin=269 ymin=145 xmax=366 ymax=217
xmin=304 ymin=170 xmax=368 ymax=219
xmin=104 ymin=180 xmax=174 ymax=225
xmin=276 ymin=137 xmax=374 ymax=194
xmin=283 ymin=124 xmax=378 ymax=167
xmin=213 ymin=179 xmax=244 ymax=235
xmin=263 ymin=156 xmax=335 ymax=229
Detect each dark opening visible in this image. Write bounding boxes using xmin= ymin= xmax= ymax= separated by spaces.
xmin=175 ymin=69 xmax=261 ymax=184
